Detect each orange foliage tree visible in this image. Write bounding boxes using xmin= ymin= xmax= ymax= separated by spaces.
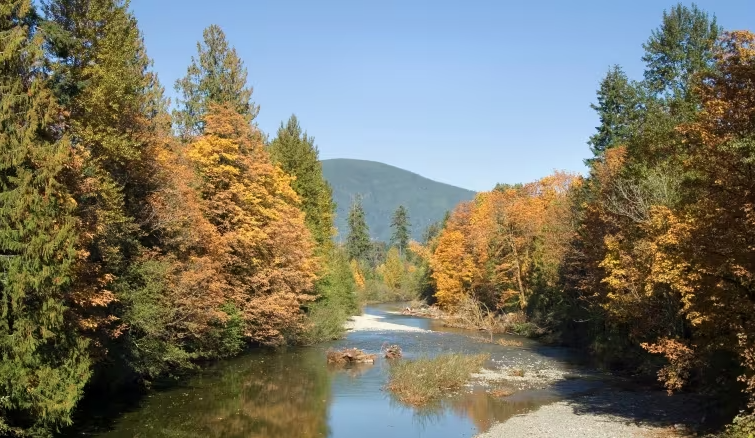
xmin=186 ymin=104 xmax=318 ymax=346
xmin=430 ymin=172 xmax=579 ymax=311
xmin=639 ymin=31 xmax=755 ymax=399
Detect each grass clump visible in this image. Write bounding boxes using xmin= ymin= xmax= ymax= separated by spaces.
xmin=489 ymin=386 xmax=515 ymax=397
xmin=497 ymin=338 xmax=523 ymax=347
xmin=386 ymin=353 xmax=488 ymax=406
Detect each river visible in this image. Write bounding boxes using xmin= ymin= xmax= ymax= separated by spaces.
xmin=71 ymin=304 xmax=693 ymax=438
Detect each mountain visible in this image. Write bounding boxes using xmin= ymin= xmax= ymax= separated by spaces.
xmin=321 ymin=159 xmax=477 ymax=242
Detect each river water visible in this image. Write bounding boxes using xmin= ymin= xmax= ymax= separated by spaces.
xmin=77 ymin=304 xmax=608 ymax=438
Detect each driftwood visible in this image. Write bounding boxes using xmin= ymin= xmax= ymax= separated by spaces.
xmin=326 ymin=348 xmax=376 ymax=365
xmin=381 ymin=343 xmax=402 ymax=359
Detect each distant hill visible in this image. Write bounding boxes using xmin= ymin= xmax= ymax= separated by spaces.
xmin=321 ymin=159 xmax=477 ymax=242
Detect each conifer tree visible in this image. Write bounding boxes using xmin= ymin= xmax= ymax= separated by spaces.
xmin=642 ymin=3 xmax=719 ymax=104
xmin=346 ymin=196 xmax=371 ymax=262
xmin=174 ymin=24 xmax=258 ymax=140
xmin=268 ymin=115 xmax=335 ymax=248
xmin=390 ymin=205 xmax=411 ymax=254
xmin=586 ymin=65 xmax=639 ymax=163
xmin=0 ymin=1 xmax=91 ymax=433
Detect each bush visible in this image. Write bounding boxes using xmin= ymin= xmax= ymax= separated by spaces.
xmin=299 ymin=247 xmax=359 ymax=345
xmin=724 ymin=412 xmax=755 ymax=438
xmin=299 ymin=303 xmax=348 ymax=345
xmin=386 ymin=353 xmax=488 ymax=405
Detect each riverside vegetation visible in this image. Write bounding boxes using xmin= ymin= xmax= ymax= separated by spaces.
xmin=2 ymin=1 xmax=755 ymax=437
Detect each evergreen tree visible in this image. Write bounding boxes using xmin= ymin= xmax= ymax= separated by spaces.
xmin=346 ymin=196 xmax=371 ymax=261
xmin=642 ymin=3 xmax=719 ymax=105
xmin=0 ymin=2 xmax=91 ymax=433
xmin=268 ymin=115 xmax=335 ymax=248
xmin=586 ymin=65 xmax=639 ymax=163
xmin=422 ymin=221 xmax=441 ymax=245
xmin=390 ymin=205 xmax=411 ymax=254
xmin=174 ymin=24 xmax=258 ymax=140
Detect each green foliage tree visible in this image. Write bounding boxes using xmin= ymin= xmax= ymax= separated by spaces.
xmin=642 ymin=3 xmax=719 ymax=104
xmin=268 ymin=115 xmax=335 ymax=248
xmin=586 ymin=65 xmax=639 ymax=163
xmin=0 ymin=2 xmax=91 ymax=433
xmin=421 ymin=221 xmax=441 ymax=245
xmin=346 ymin=196 xmax=371 ymax=261
xmin=390 ymin=205 xmax=411 ymax=254
xmin=174 ymin=24 xmax=258 ymax=140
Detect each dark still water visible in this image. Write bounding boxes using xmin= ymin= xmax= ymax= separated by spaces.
xmin=72 ymin=305 xmax=600 ymax=438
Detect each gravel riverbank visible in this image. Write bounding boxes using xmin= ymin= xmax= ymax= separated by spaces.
xmin=476 ymin=390 xmax=698 ymax=438
xmin=344 ymin=313 xmax=429 ymax=332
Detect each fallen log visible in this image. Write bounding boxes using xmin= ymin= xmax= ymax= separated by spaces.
xmin=326 ymin=348 xmax=376 ymax=364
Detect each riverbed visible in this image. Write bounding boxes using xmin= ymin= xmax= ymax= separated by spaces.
xmin=74 ymin=304 xmax=701 ymax=437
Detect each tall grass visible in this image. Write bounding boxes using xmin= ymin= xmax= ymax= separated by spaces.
xmin=386 ymin=353 xmax=488 ymax=405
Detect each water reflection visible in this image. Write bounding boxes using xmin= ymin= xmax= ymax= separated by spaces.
xmin=95 ymin=348 xmax=331 ymax=438
xmin=80 ymin=306 xmax=598 ymax=438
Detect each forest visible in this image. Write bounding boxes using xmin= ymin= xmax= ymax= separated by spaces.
xmin=1 ymin=0 xmax=755 ymax=437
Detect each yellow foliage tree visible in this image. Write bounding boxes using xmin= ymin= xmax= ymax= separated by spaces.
xmin=382 ymin=247 xmax=405 ymax=290
xmin=350 ymin=259 xmax=366 ymax=290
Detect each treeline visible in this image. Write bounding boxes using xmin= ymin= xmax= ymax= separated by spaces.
xmin=1 ymin=1 xmax=357 ymax=435
xmin=411 ymin=4 xmax=755 ymax=432
xmin=345 ymin=198 xmax=428 ymax=303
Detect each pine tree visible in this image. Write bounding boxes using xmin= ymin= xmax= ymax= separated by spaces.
xmin=268 ymin=115 xmax=335 ymax=248
xmin=586 ymin=65 xmax=639 ymax=163
xmin=346 ymin=196 xmax=371 ymax=261
xmin=390 ymin=205 xmax=411 ymax=255
xmin=0 ymin=1 xmax=91 ymax=433
xmin=174 ymin=24 xmax=258 ymax=140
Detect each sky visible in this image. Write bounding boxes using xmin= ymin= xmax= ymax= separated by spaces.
xmin=129 ymin=0 xmax=754 ymax=192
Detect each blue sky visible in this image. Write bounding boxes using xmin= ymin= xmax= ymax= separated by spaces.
xmin=129 ymin=0 xmax=754 ymax=191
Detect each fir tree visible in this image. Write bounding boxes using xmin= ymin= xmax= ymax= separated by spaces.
xmin=346 ymin=196 xmax=371 ymax=261
xmin=390 ymin=205 xmax=411 ymax=254
xmin=0 ymin=1 xmax=91 ymax=433
xmin=268 ymin=115 xmax=335 ymax=248
xmin=174 ymin=24 xmax=258 ymax=140
xmin=586 ymin=65 xmax=639 ymax=164
xmin=642 ymin=3 xmax=719 ymax=104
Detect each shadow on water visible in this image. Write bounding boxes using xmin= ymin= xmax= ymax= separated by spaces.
xmin=65 ymin=304 xmax=707 ymax=437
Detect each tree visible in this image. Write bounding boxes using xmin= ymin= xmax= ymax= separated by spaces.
xmin=390 ymin=205 xmax=411 ymax=254
xmin=0 ymin=2 xmax=91 ymax=433
xmin=586 ymin=65 xmax=639 ymax=163
xmin=421 ymin=221 xmax=441 ymax=245
xmin=44 ymin=0 xmax=169 ymax=351
xmin=346 ymin=196 xmax=370 ymax=262
xmin=268 ymin=115 xmax=335 ymax=248
xmin=642 ymin=3 xmax=719 ymax=105
xmin=381 ymin=247 xmax=405 ymax=290
xmin=174 ymin=24 xmax=258 ymax=140
xmin=187 ymin=104 xmax=317 ymax=346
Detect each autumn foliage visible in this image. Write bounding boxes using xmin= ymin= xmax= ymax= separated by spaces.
xmin=187 ymin=104 xmax=317 ymax=345
xmin=430 ymin=173 xmax=580 ymax=311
